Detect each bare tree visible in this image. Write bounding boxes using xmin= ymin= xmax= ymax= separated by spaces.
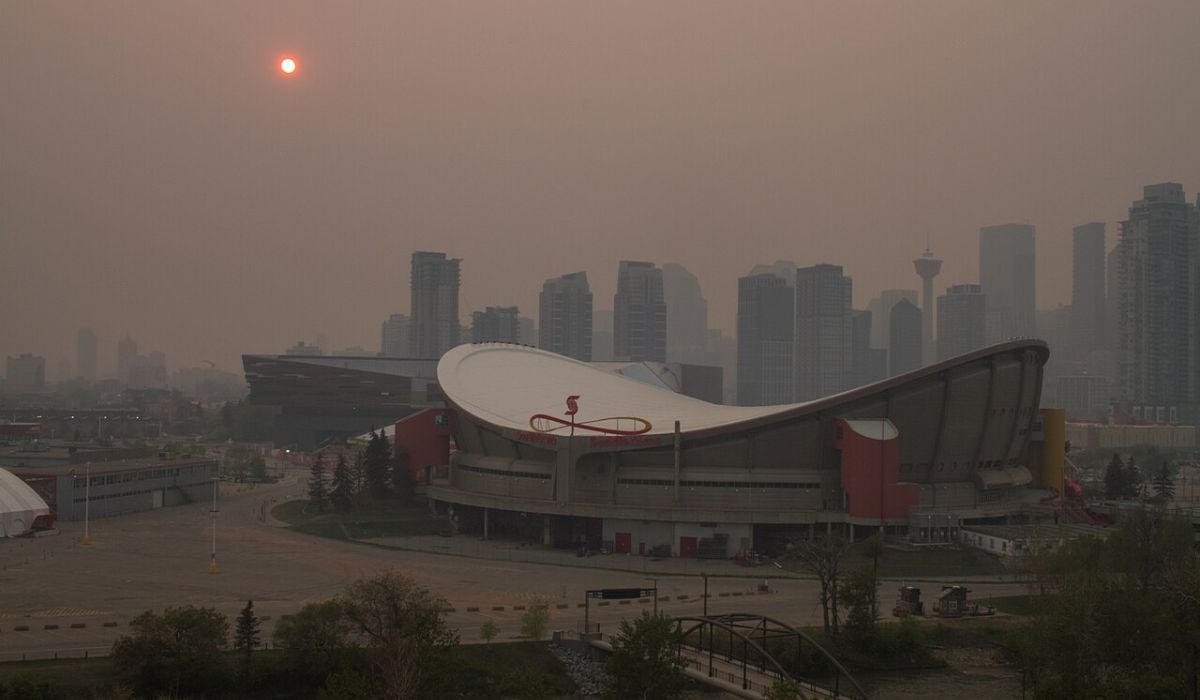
xmin=343 ymin=571 xmax=458 ymax=699
xmin=787 ymin=534 xmax=850 ymax=636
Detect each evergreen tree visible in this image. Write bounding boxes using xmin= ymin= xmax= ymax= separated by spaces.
xmin=234 ymin=600 xmax=261 ymax=674
xmin=330 ymin=454 xmax=354 ymax=512
xmin=364 ymin=430 xmax=392 ymax=499
xmin=1153 ymin=463 xmax=1176 ymax=501
xmin=351 ymin=449 xmax=366 ymax=495
xmin=307 ymin=454 xmax=328 ymax=513
xmin=1104 ymin=453 xmax=1125 ymax=499
xmin=1124 ymin=457 xmax=1143 ymax=500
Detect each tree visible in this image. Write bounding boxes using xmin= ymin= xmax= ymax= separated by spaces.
xmin=344 ymin=571 xmax=459 ymax=700
xmin=363 ymin=430 xmax=393 ymax=500
xmin=248 ymin=454 xmax=268 ymax=482
xmin=480 ymin=619 xmax=499 ymax=643
xmin=603 ymin=612 xmax=688 ymax=700
xmin=233 ymin=600 xmax=261 ymax=678
xmin=1104 ymin=453 xmax=1125 ymax=499
xmin=521 ymin=600 xmax=550 ymax=640
xmin=329 ymin=454 xmax=355 ymax=512
xmin=1154 ymin=463 xmax=1176 ymax=501
xmin=763 ymin=680 xmax=802 ymax=700
xmin=838 ymin=567 xmax=880 ymax=643
xmin=272 ymin=599 xmax=358 ymax=682
xmin=1124 ymin=457 xmax=1144 ymax=500
xmin=111 ymin=606 xmax=230 ymax=697
xmin=788 ymin=534 xmax=850 ymax=636
xmin=308 ymin=453 xmax=328 ymax=513
xmin=351 ymin=449 xmax=367 ymax=496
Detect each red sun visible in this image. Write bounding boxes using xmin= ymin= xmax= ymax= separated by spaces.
xmin=279 ymin=56 xmax=298 ymax=76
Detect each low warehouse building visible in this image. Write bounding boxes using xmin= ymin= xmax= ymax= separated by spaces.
xmin=12 ymin=457 xmax=218 ymax=521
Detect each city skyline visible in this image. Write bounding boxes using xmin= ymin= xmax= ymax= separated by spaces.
xmin=4 ymin=3 xmax=1200 ymax=371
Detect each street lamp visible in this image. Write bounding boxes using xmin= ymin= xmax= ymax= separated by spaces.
xmin=209 ymin=477 xmax=218 ymax=574
xmin=81 ymin=462 xmax=91 ymax=545
xmin=645 ymin=577 xmax=658 ymax=616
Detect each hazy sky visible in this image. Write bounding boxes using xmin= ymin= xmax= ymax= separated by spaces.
xmin=4 ymin=1 xmax=1200 ymax=374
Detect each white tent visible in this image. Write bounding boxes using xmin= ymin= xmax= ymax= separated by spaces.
xmin=0 ymin=468 xmax=50 ymax=537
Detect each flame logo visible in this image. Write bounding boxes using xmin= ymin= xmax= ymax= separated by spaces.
xmin=529 ymin=395 xmax=652 ymax=436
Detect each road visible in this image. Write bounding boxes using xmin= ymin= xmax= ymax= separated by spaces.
xmin=0 ymin=468 xmax=1028 ymax=661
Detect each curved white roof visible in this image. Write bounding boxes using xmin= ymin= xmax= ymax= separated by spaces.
xmin=437 ymin=344 xmax=809 ymax=435
xmin=0 ymin=467 xmax=49 ymax=537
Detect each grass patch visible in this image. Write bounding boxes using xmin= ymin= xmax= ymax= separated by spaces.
xmin=985 ymin=594 xmax=1037 ymax=616
xmin=272 ymin=499 xmax=450 ymax=542
xmin=844 ymin=545 xmax=1010 ymax=578
xmin=270 ymin=499 xmax=312 ymax=525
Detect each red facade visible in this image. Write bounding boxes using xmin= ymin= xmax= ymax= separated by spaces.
xmin=393 ymin=408 xmax=453 ymax=482
xmin=834 ymin=418 xmax=921 ymax=520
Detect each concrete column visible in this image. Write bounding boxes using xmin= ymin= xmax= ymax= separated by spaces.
xmin=483 ymin=507 xmax=489 ymax=541
xmin=542 ymin=515 xmax=552 ymax=546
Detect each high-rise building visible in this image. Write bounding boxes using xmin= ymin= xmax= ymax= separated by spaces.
xmin=737 ymin=272 xmax=794 ymax=405
xmin=1072 ymin=223 xmax=1106 ymax=357
xmin=866 ymin=289 xmax=918 ymax=350
xmin=409 ymin=251 xmax=461 ymax=358
xmin=850 ymin=309 xmax=886 ymax=388
xmin=5 ymin=353 xmax=45 ymax=389
xmin=1116 ymin=183 xmax=1199 ymax=411
xmin=117 ymin=335 xmax=138 ymax=384
xmin=285 ymin=341 xmax=323 ymax=356
xmin=592 ymin=310 xmax=614 ymax=362
xmin=913 ymin=247 xmax=942 ymax=364
xmin=77 ymin=328 xmax=98 ymax=381
xmin=517 ymin=317 xmax=537 ymax=346
xmin=793 ymin=264 xmax=853 ymax=400
xmin=380 ymin=314 xmax=410 ymax=357
xmin=979 ymin=224 xmax=1036 ymax=342
xmin=888 ymin=299 xmax=922 ymax=376
xmin=613 ymin=261 xmax=666 ymax=362
xmin=471 ymin=306 xmax=520 ymax=343
xmin=539 ymin=272 xmax=592 ymax=360
xmin=937 ymin=284 xmax=986 ymax=360
xmin=662 ymin=263 xmax=709 ymax=365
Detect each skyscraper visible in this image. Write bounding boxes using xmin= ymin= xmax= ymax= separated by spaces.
xmin=409 ymin=251 xmax=461 ymax=358
xmin=888 ymin=299 xmax=922 ymax=375
xmin=471 ymin=306 xmax=520 ymax=343
xmin=1116 ymin=183 xmax=1199 ymax=413
xmin=613 ymin=261 xmax=666 ymax=362
xmin=5 ymin=354 xmax=45 ymax=389
xmin=912 ymin=247 xmax=942 ymax=364
xmin=979 ymin=224 xmax=1036 ymax=342
xmin=77 ymin=327 xmax=98 ymax=381
xmin=380 ymin=314 xmax=410 ymax=357
xmin=1071 ymin=222 xmax=1106 ymax=358
xmin=850 ymin=309 xmax=886 ymax=388
xmin=736 ymin=272 xmax=794 ymax=405
xmin=793 ymin=264 xmax=853 ymax=400
xmin=866 ymin=289 xmax=918 ymax=350
xmin=937 ymin=284 xmax=986 ymax=360
xmin=117 ymin=335 xmax=137 ymax=384
xmin=661 ymin=263 xmax=709 ymax=365
xmin=539 ymin=272 xmax=593 ymax=361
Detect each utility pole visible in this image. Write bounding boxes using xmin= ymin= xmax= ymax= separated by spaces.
xmin=209 ymin=477 xmax=218 ymax=574
xmin=81 ymin=463 xmax=91 ymax=545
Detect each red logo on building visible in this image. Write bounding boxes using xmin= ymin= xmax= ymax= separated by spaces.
xmin=529 ymin=395 xmax=653 ymax=436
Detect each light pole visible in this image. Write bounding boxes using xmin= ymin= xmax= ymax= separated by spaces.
xmin=209 ymin=477 xmax=218 ymax=574
xmin=702 ymin=572 xmax=709 ymax=618
xmin=81 ymin=462 xmax=92 ymax=545
xmin=645 ymin=577 xmax=658 ymax=616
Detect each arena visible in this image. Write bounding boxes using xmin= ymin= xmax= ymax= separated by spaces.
xmin=412 ymin=340 xmax=1057 ymax=558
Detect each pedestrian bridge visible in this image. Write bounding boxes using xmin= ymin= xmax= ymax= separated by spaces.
xmin=588 ymin=612 xmax=868 ymax=700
